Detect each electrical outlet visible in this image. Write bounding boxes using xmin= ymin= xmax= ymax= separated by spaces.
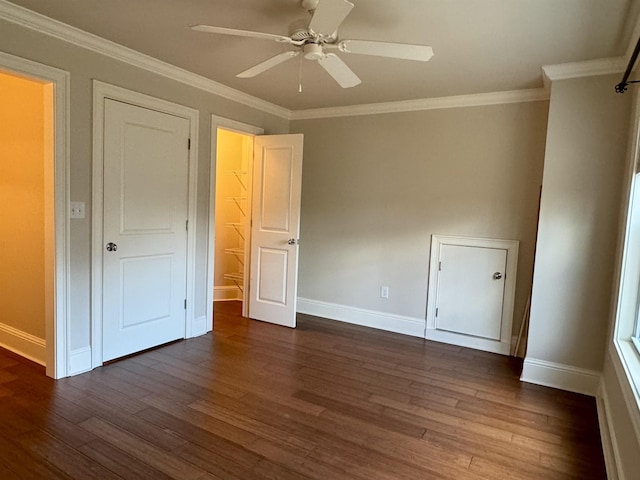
xmin=380 ymin=286 xmax=389 ymax=299
xmin=70 ymin=201 xmax=85 ymax=219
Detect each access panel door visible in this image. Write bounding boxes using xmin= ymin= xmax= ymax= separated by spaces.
xmin=436 ymin=244 xmax=507 ymax=340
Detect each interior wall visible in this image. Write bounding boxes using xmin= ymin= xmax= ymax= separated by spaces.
xmin=0 ymin=71 xmax=46 ymax=339
xmin=291 ymin=101 xmax=549 ymax=335
xmin=214 ymin=129 xmax=246 ymax=300
xmin=527 ymin=74 xmax=631 ymax=372
xmin=0 ymin=19 xmax=288 ymax=353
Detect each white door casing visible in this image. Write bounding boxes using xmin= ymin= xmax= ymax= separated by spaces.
xmin=249 ymin=134 xmax=304 ymax=327
xmin=0 ymin=52 xmax=69 ymax=378
xmin=91 ymin=80 xmax=199 ymax=373
xmin=426 ymin=235 xmax=518 ymax=355
xmin=101 ymin=99 xmax=190 ymax=362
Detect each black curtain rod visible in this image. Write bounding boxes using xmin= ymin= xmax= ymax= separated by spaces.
xmin=616 ymin=35 xmax=640 ymax=93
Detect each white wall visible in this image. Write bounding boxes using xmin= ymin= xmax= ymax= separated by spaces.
xmin=0 ymin=18 xmax=288 ymax=353
xmin=526 ymin=75 xmax=631 ymax=375
xmin=291 ymin=101 xmax=549 ymax=335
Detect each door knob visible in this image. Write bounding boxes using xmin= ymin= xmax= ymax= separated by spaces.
xmin=106 ymin=242 xmax=118 ymax=252
xmin=493 ymin=272 xmax=503 ymax=280
xmin=287 ymin=238 xmax=298 ymax=245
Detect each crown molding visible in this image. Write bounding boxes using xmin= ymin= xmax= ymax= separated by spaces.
xmin=542 ymin=57 xmax=626 ymax=83
xmin=290 ymin=88 xmax=550 ymax=121
xmin=2 ymin=0 xmax=630 ymax=123
xmin=0 ymin=0 xmax=291 ymax=120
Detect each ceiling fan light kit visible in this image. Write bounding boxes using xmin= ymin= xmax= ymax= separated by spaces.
xmin=191 ymin=0 xmax=433 ymax=89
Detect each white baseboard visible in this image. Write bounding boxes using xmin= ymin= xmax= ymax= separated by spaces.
xmin=69 ymin=346 xmax=92 ymax=375
xmin=597 ymin=381 xmax=624 ymax=480
xmin=296 ymin=297 xmax=425 ymax=338
xmin=191 ymin=315 xmax=209 ymax=336
xmin=214 ymin=286 xmax=241 ymax=302
xmin=0 ymin=321 xmax=45 ymax=365
xmin=520 ymin=357 xmax=601 ymax=396
xmin=425 ymin=328 xmax=511 ymax=355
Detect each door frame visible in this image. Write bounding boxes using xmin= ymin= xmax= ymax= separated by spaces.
xmin=426 ymin=235 xmax=519 ymax=355
xmin=206 ymin=115 xmax=264 ymax=328
xmin=0 ymin=52 xmax=70 ymax=379
xmin=91 ymin=81 xmax=199 ymax=369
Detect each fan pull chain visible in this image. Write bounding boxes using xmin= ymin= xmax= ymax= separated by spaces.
xmin=298 ymin=53 xmax=303 ymax=93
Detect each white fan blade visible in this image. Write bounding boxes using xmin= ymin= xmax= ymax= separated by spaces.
xmin=339 ymin=40 xmax=434 ymax=62
xmin=309 ymin=0 xmax=354 ymax=36
xmin=317 ymin=53 xmax=361 ymax=88
xmin=191 ymin=25 xmax=296 ymax=44
xmin=237 ymin=51 xmax=300 ymax=78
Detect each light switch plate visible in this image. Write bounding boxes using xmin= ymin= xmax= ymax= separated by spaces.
xmin=70 ymin=201 xmax=85 ymax=219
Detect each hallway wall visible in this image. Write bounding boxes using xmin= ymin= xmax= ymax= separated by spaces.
xmin=0 ymin=71 xmax=47 ymax=340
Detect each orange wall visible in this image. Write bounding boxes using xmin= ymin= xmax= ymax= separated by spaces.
xmin=0 ymin=72 xmax=46 ymax=339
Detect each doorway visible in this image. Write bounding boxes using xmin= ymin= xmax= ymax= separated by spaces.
xmin=0 ymin=70 xmax=51 ymax=366
xmin=0 ymin=52 xmax=69 ymax=379
xmin=91 ymin=81 xmax=199 ymax=369
xmin=213 ymin=128 xmax=254 ymax=316
xmin=209 ymin=117 xmax=263 ymax=326
xmin=207 ymin=116 xmax=304 ymax=330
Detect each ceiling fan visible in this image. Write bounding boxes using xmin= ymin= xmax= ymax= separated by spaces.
xmin=191 ymin=0 xmax=434 ymax=89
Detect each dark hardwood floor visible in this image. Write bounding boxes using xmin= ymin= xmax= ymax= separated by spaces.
xmin=0 ymin=301 xmax=606 ymax=479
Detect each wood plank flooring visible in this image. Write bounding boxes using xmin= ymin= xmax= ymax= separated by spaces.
xmin=0 ymin=301 xmax=606 ymax=479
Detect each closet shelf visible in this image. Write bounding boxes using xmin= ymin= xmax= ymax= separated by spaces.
xmin=227 ymin=196 xmax=247 ymax=216
xmin=227 ymin=170 xmax=248 ymax=190
xmin=224 ymin=272 xmax=244 ymax=282
xmin=226 ymin=222 xmax=245 ymax=240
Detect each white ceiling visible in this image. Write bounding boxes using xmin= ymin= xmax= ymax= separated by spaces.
xmin=6 ymin=0 xmax=639 ymax=110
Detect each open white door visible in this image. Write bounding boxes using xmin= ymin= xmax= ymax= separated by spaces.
xmin=249 ymin=134 xmax=303 ymax=327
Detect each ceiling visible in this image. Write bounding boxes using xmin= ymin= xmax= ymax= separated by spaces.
xmin=6 ymin=0 xmax=639 ymax=111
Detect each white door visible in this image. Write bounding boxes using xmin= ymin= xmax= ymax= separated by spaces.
xmin=249 ymin=134 xmax=303 ymax=327
xmin=436 ymin=244 xmax=507 ymax=339
xmin=102 ymin=99 xmax=190 ymax=362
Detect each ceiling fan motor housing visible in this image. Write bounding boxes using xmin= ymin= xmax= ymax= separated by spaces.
xmin=289 ymin=19 xmax=315 ymax=42
xmin=303 ymin=43 xmax=324 ymax=60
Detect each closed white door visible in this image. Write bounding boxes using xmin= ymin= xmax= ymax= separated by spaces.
xmin=436 ymin=244 xmax=507 ymax=340
xmin=249 ymin=134 xmax=303 ymax=327
xmin=102 ymin=99 xmax=190 ymax=362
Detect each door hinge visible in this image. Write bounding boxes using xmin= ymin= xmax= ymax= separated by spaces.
xmin=438 ymin=261 xmax=442 ymax=271
xmin=184 ymin=299 xmax=187 ymax=310
xmin=188 ymin=138 xmax=191 ymax=150
xmin=186 ymin=219 xmax=188 ymax=231
xmin=435 ymin=307 xmax=439 ymax=317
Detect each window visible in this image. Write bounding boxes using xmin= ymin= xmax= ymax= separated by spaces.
xmin=613 ymin=154 xmax=640 ymax=408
